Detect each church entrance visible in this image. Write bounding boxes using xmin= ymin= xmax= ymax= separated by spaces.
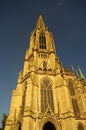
xmin=43 ymin=121 xmax=56 ymax=130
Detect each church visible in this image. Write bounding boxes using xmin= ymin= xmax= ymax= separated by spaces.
xmin=5 ymin=15 xmax=86 ymax=130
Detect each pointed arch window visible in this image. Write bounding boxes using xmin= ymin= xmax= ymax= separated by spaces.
xmin=41 ymin=78 xmax=54 ymax=112
xmin=68 ymin=79 xmax=75 ymax=96
xmin=68 ymin=79 xmax=80 ymax=117
xmin=39 ymin=33 xmax=46 ymax=49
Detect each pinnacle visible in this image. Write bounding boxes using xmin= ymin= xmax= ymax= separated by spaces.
xmin=78 ymin=65 xmax=85 ymax=80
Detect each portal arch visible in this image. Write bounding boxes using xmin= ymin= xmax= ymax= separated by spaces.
xmin=76 ymin=122 xmax=85 ymax=130
xmin=40 ymin=117 xmax=61 ymax=130
xmin=78 ymin=123 xmax=84 ymax=130
xmin=43 ymin=121 xmax=56 ymax=130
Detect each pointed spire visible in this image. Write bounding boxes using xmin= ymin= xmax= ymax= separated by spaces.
xmin=78 ymin=65 xmax=85 ymax=80
xmin=36 ymin=15 xmax=45 ymax=29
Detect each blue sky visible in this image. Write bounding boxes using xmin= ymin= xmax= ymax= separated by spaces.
xmin=0 ymin=0 xmax=86 ymax=127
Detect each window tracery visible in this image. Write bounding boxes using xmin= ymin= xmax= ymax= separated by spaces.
xmin=68 ymin=79 xmax=75 ymax=96
xmin=68 ymin=79 xmax=80 ymax=117
xmin=39 ymin=33 xmax=46 ymax=49
xmin=41 ymin=78 xmax=54 ymax=112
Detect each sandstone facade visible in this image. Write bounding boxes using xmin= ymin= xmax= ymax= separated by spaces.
xmin=5 ymin=15 xmax=86 ymax=130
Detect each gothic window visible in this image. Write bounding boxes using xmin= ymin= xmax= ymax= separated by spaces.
xmin=41 ymin=78 xmax=54 ymax=112
xmin=68 ymin=79 xmax=75 ymax=96
xmin=72 ymin=99 xmax=80 ymax=117
xmin=78 ymin=124 xmax=84 ymax=130
xmin=39 ymin=33 xmax=46 ymax=49
xmin=68 ymin=79 xmax=80 ymax=117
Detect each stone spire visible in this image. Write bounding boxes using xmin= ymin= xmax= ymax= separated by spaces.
xmin=36 ymin=15 xmax=45 ymax=29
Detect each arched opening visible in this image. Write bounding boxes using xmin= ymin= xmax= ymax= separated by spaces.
xmin=78 ymin=124 xmax=84 ymax=130
xmin=43 ymin=121 xmax=56 ymax=130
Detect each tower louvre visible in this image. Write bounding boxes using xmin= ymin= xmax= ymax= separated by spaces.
xmin=5 ymin=15 xmax=86 ymax=130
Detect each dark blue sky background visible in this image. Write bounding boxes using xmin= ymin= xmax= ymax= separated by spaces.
xmin=0 ymin=0 xmax=86 ymax=127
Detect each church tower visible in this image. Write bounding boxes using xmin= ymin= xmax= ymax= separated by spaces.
xmin=5 ymin=15 xmax=86 ymax=130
